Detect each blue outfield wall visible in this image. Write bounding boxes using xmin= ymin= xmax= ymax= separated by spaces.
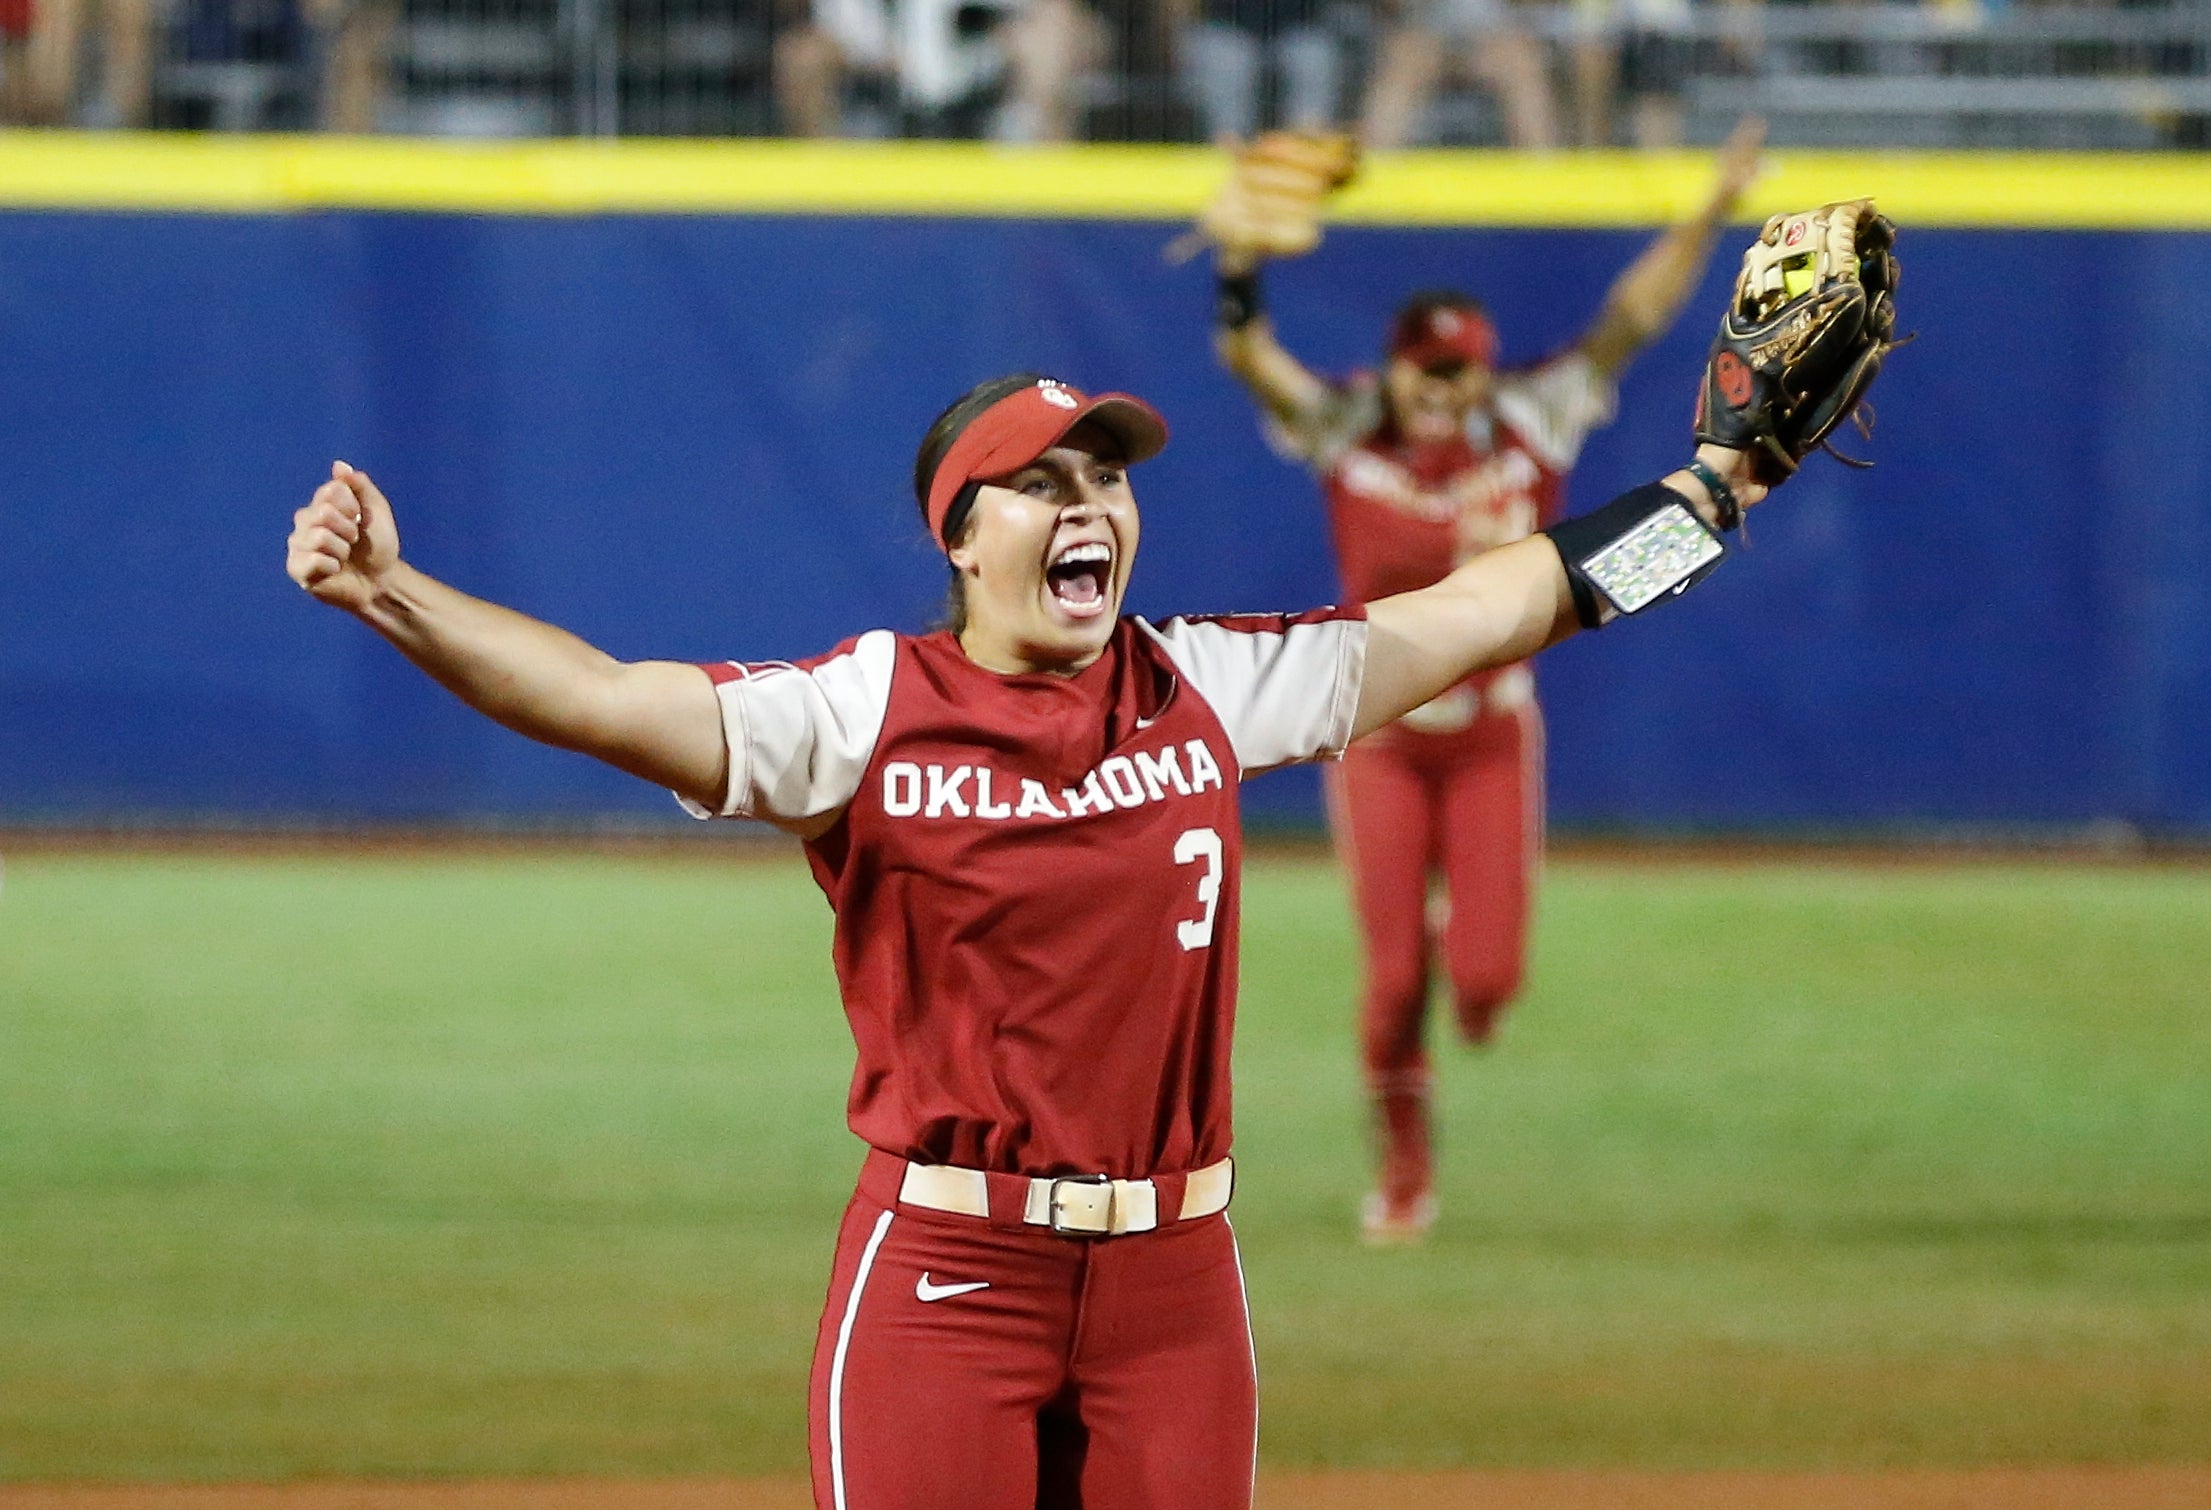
xmin=2 ymin=210 xmax=2207 ymax=833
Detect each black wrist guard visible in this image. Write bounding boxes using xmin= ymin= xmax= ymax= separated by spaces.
xmin=1216 ymin=270 xmax=1263 ymax=330
xmin=1545 ymin=481 xmax=1729 ymax=629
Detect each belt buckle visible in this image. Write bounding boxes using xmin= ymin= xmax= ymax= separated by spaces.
xmin=1048 ymin=1174 xmax=1116 ymax=1237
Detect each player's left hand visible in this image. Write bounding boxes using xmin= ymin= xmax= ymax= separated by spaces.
xmin=1693 ymin=199 xmax=1901 ymax=485
xmin=1688 ymin=442 xmax=1772 ymax=517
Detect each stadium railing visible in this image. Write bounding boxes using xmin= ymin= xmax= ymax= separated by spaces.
xmin=9 ymin=0 xmax=2209 ymax=146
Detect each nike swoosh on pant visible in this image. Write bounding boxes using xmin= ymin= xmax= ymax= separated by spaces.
xmin=915 ymin=1273 xmax=991 ymax=1302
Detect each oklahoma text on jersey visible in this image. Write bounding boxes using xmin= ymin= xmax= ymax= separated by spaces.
xmin=877 ymin=737 xmax=1227 ymax=823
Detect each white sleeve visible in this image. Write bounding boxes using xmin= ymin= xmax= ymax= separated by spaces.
xmin=1493 ymin=351 xmax=1617 ymax=471
xmin=1140 ymin=612 xmax=1369 ymax=777
xmin=678 ymin=629 xmax=897 ymax=829
xmin=1263 ymin=380 xmax=1386 ymax=472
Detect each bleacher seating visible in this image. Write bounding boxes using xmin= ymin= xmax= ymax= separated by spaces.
xmin=95 ymin=0 xmax=2211 ymax=146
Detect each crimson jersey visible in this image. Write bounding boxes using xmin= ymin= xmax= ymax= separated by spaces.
xmin=687 ymin=612 xmax=1367 ymax=1180
xmin=1273 ymin=352 xmax=1613 ymax=731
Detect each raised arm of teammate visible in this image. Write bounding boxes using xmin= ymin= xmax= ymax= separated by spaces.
xmin=1216 ymin=117 xmax=1765 ymax=424
xmin=1350 ymin=442 xmax=1766 ymax=738
xmin=1209 ymin=240 xmax=1335 ymax=436
xmin=284 ymin=461 xmax=728 ymax=809
xmin=1576 ymin=115 xmax=1766 ymax=377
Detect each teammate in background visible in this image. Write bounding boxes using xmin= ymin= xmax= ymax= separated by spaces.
xmin=775 ymin=0 xmax=1099 ymax=141
xmin=1212 ymin=116 xmax=1764 ymax=1245
xmin=283 ymin=369 xmax=1773 ymax=1501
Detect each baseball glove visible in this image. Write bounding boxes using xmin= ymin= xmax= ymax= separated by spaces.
xmin=1694 ymin=199 xmax=1901 ymax=483
xmin=1187 ymin=130 xmax=1361 ymax=262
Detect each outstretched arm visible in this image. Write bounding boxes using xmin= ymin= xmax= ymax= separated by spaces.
xmin=1578 ymin=116 xmax=1766 ymax=377
xmin=1352 ymin=444 xmax=1765 ymax=738
xmin=285 ymin=462 xmax=728 ymax=809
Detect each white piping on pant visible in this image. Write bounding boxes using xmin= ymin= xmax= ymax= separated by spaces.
xmin=830 ymin=1209 xmax=895 ymax=1510
xmin=1515 ymin=698 xmax=1547 ymax=896
xmin=1227 ymin=1216 xmax=1259 ymax=1496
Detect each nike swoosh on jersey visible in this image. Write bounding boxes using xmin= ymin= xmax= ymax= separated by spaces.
xmin=915 ymin=1273 xmax=991 ymax=1303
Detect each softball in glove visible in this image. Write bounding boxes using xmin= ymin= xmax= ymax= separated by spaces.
xmin=1694 ymin=199 xmax=1902 ymax=483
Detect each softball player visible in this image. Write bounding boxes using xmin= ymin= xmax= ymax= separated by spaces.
xmin=285 ymin=371 xmax=1772 ymax=1508
xmin=1213 ymin=120 xmax=1764 ymax=1243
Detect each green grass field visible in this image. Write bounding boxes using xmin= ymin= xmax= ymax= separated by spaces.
xmin=2 ymin=847 xmax=2207 ymax=1483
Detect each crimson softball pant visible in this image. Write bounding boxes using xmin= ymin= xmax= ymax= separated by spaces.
xmin=807 ymin=1157 xmax=1258 ymax=1510
xmin=1324 ymin=702 xmax=1544 ymax=1194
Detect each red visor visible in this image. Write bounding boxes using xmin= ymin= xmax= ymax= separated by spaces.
xmin=1390 ymin=303 xmax=1498 ymax=372
xmin=924 ymin=379 xmax=1169 ymax=548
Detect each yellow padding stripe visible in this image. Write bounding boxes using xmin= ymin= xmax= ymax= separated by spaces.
xmin=1 ymin=132 xmax=2208 ymax=227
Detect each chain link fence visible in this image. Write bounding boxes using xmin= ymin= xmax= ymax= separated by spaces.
xmin=3 ymin=0 xmax=2208 ymax=146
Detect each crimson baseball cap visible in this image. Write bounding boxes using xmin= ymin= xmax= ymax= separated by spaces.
xmin=1389 ymin=300 xmax=1498 ymax=373
xmin=923 ymin=378 xmax=1169 ymax=548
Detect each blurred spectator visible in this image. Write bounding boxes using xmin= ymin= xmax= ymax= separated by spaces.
xmin=163 ymin=0 xmax=311 ymax=126
xmin=1168 ymin=0 xmax=1347 ymax=142
xmin=151 ymin=0 xmax=393 ymax=128
xmin=775 ymin=0 xmax=1098 ymax=138
xmin=775 ymin=0 xmax=897 ymax=133
xmin=995 ymin=0 xmax=1100 ymax=138
xmin=0 ymin=0 xmax=35 ymax=118
xmin=0 ymin=0 xmax=393 ymax=129
xmin=0 ymin=0 xmax=40 ymax=119
xmin=1570 ymin=0 xmax=1757 ymax=147
xmin=0 ymin=0 xmax=155 ymax=125
xmin=304 ymin=0 xmax=395 ymax=131
xmin=1359 ymin=0 xmax=1557 ymax=148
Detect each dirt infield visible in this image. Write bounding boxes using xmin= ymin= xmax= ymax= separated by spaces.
xmin=7 ymin=1470 xmax=2211 ymax=1510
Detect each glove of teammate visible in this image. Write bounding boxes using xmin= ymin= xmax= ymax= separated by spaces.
xmin=1190 ymin=130 xmax=1361 ymax=263
xmin=1694 ymin=199 xmax=1901 ymax=483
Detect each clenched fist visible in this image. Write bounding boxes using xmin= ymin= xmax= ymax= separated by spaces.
xmin=287 ymin=461 xmax=400 ymax=613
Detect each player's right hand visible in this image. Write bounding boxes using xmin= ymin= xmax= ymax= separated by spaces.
xmin=287 ymin=461 xmax=400 ymax=613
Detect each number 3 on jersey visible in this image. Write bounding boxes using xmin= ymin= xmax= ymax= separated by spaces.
xmin=1174 ymin=827 xmax=1223 ymax=950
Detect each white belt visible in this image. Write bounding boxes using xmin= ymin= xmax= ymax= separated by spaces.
xmin=1396 ymin=663 xmax=1534 ymax=735
xmin=897 ymin=1157 xmax=1235 ymax=1237
xmin=1487 ymin=663 xmax=1536 ymax=712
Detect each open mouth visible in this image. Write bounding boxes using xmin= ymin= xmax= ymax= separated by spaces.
xmin=1045 ymin=540 xmax=1113 ymax=619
